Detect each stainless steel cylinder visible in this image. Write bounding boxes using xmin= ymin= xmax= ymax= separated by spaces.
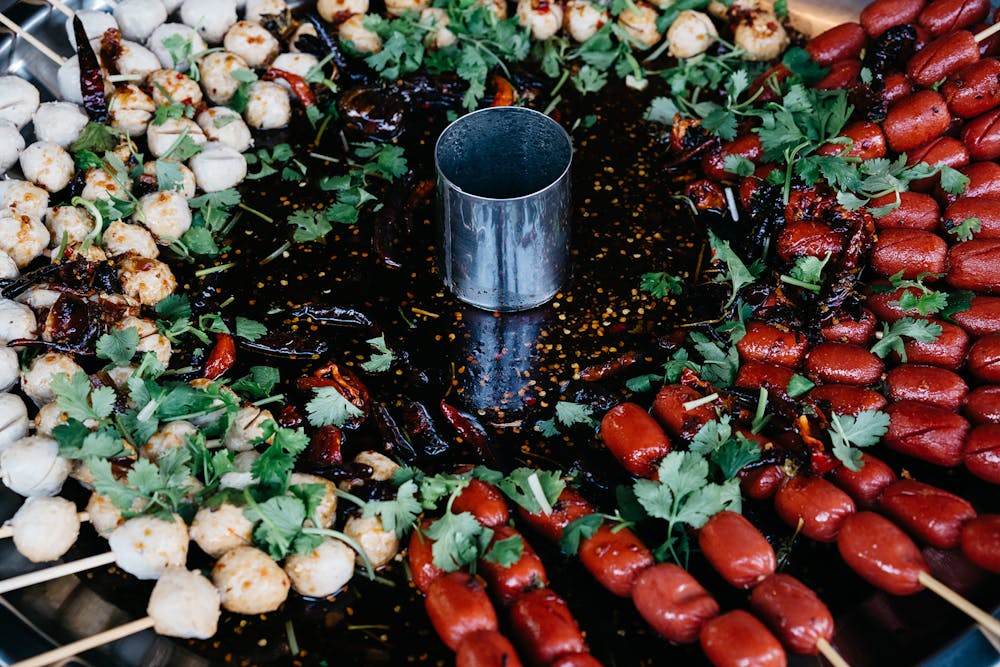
xmin=435 ymin=106 xmax=573 ymax=312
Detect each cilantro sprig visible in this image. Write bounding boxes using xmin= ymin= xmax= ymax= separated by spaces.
xmin=827 ymin=410 xmax=890 ymax=471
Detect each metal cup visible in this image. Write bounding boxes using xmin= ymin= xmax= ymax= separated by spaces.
xmin=434 ymin=106 xmax=573 ymax=312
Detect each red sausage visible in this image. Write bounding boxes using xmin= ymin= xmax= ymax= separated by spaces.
xmin=906 ymin=137 xmax=970 ymax=191
xmin=703 ymin=134 xmax=764 ymax=182
xmin=832 ymin=453 xmax=898 ymax=507
xmin=809 ymin=385 xmax=888 ymax=415
xmin=578 ymin=524 xmax=653 ymax=597
xmin=735 ymin=361 xmax=795 ymax=394
xmin=479 ymin=526 xmax=547 ymax=606
xmin=805 ymin=22 xmax=867 ymax=65
xmin=816 ymin=121 xmax=886 ymax=159
xmin=740 ymin=464 xmax=786 ymax=501
xmin=879 ymin=479 xmax=977 ymax=548
xmin=885 ymin=364 xmax=969 ymax=410
xmin=964 ymin=424 xmax=1000 ymax=482
xmin=871 ymin=229 xmax=948 ymax=280
xmin=948 ymin=240 xmax=1000 ymax=293
xmin=866 ymin=284 xmax=931 ymax=322
xmin=456 ymin=631 xmax=524 ymax=667
xmin=883 ymin=72 xmax=913 ymax=104
xmin=652 ymin=384 xmax=716 ymax=440
xmin=409 ymin=520 xmax=444 ymax=593
xmin=820 ymin=309 xmax=878 ymax=346
xmin=774 ymin=476 xmax=857 ymax=543
xmin=749 ymin=574 xmax=834 ymax=655
xmin=632 ymin=563 xmax=720 ymax=644
xmin=700 ymin=610 xmax=787 ymax=667
xmin=962 ymin=108 xmax=1000 ymax=160
xmin=508 ymin=589 xmax=586 ymax=666
xmin=776 ymin=221 xmax=845 ymax=263
xmin=943 ymin=197 xmax=1000 ymax=239
xmin=815 ymin=59 xmax=862 ymax=90
xmin=968 ymin=333 xmax=1000 ymax=381
xmin=966 ymin=385 xmax=1000 ymax=424
xmin=516 ymin=487 xmax=595 ymax=544
xmin=453 ymin=479 xmax=510 ymax=529
xmin=884 ymin=400 xmax=971 ymax=466
xmin=861 ymin=0 xmax=925 ymax=37
xmin=942 ymin=161 xmax=1000 ymax=202
xmin=884 ymin=90 xmax=952 ymax=152
xmin=550 ymin=655 xmax=602 ymax=667
xmin=949 ymin=295 xmax=1000 ymax=335
xmin=898 ymin=319 xmax=969 ymax=370
xmin=804 ymin=342 xmax=885 ymax=386
xmin=907 ymin=30 xmax=981 ymax=87
xmin=600 ymin=403 xmax=671 ymax=478
xmin=698 ymin=511 xmax=776 ymax=589
xmin=736 ymin=321 xmax=810 ymax=368
xmin=960 ymin=514 xmax=1000 ymax=572
xmin=425 ymin=572 xmax=499 ymax=650
xmin=837 ymin=512 xmax=928 ymax=595
xmin=942 ymin=57 xmax=1000 ymax=118
xmin=870 ymin=192 xmax=940 ymax=231
xmin=919 ymin=0 xmax=990 ymax=35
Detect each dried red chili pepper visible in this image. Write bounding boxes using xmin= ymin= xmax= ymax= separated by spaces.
xmin=440 ymin=401 xmax=497 ymax=466
xmin=305 ymin=425 xmax=344 ymax=466
xmin=490 ymin=75 xmax=515 ymax=107
xmin=263 ymin=68 xmax=316 ymax=107
xmin=73 ymin=17 xmax=108 ymax=121
xmin=203 ymin=333 xmax=236 ymax=379
xmin=579 ymin=351 xmax=640 ymax=382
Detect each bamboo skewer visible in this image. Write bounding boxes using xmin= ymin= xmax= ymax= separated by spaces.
xmin=975 ymin=22 xmax=1000 ymax=44
xmin=0 ymin=13 xmax=65 ymax=65
xmin=45 ymin=0 xmax=75 ymax=18
xmin=10 ymin=616 xmax=155 ymax=667
xmin=0 ymin=512 xmax=89 ymax=540
xmin=0 ymin=552 xmax=115 ymax=596
xmin=816 ymin=638 xmax=850 ymax=667
xmin=918 ymin=571 xmax=1000 ymax=639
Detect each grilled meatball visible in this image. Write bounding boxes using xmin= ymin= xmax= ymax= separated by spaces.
xmin=147 ymin=567 xmax=221 ymax=639
xmin=149 ymin=69 xmax=204 ymax=107
xmin=0 ymin=179 xmax=48 ymax=219
xmin=189 ymin=142 xmax=248 ymax=192
xmin=0 ymin=299 xmax=36 ymax=342
xmin=142 ymin=420 xmax=197 ymax=462
xmin=339 ymin=15 xmax=383 ymax=54
xmin=21 ymin=352 xmax=82 ymax=406
xmin=66 ymin=10 xmax=118 ymax=49
xmin=87 ymin=492 xmax=125 ymax=537
xmin=0 ymin=120 xmax=24 ymax=173
xmin=146 ymin=117 xmax=206 ymax=159
xmin=181 ymin=0 xmax=238 ymax=44
xmin=196 ymin=107 xmax=253 ymax=153
xmin=223 ymin=21 xmax=279 ymax=67
xmin=0 ymin=212 xmax=49 ymax=268
xmin=199 ymin=51 xmax=250 ymax=105
xmin=109 ymin=514 xmax=190 ymax=580
xmin=10 ymin=496 xmax=80 ymax=562
xmin=20 ymin=142 xmax=74 ymax=193
xmin=148 ymin=24 xmax=208 ymax=72
xmin=109 ymin=84 xmax=156 ymax=137
xmin=344 ymin=515 xmax=399 ymax=569
xmin=284 ymin=537 xmax=355 ymax=598
xmin=117 ymin=255 xmax=178 ymax=305
xmin=104 ymin=220 xmax=160 ymax=258
xmin=114 ymin=0 xmax=168 ymax=43
xmin=0 ymin=76 xmax=40 ymax=129
xmin=0 ymin=435 xmax=70 ymax=497
xmin=191 ymin=502 xmax=254 ymax=558
xmin=212 ymin=546 xmax=290 ymax=614
xmin=290 ymin=472 xmax=339 ymax=528
xmin=243 ymin=81 xmax=291 ymax=130
xmin=0 ymin=393 xmax=29 ymax=451
xmin=135 ymin=190 xmax=193 ymax=242
xmin=46 ymin=205 xmax=94 ymax=247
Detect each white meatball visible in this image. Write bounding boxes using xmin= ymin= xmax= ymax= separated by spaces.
xmin=0 ymin=393 xmax=28 ymax=450
xmin=517 ymin=0 xmax=564 ymax=40
xmin=0 ymin=252 xmax=16 ymax=280
xmin=160 ymin=0 xmax=187 ymax=14
xmin=243 ymin=81 xmax=290 ymax=130
xmin=223 ymin=21 xmax=279 ymax=68
xmin=181 ymin=0 xmax=238 ymax=44
xmin=81 ymin=167 xmax=130 ymax=202
xmin=0 ymin=298 xmax=36 ymax=343
xmin=245 ymin=0 xmax=288 ymax=22
xmin=104 ymin=220 xmax=160 ymax=258
xmin=196 ymin=107 xmax=253 ymax=153
xmin=190 ymin=502 xmax=253 ymax=558
xmin=18 ymin=286 xmax=60 ymax=311
xmin=344 ymin=515 xmax=398 ymax=569
xmin=0 ymin=180 xmax=48 ymax=220
xmin=284 ymin=537 xmax=355 ymax=598
xmin=147 ymin=568 xmax=221 ymax=639
xmin=117 ymin=255 xmax=177 ymax=305
xmin=19 ymin=142 xmax=74 ymax=193
xmin=0 ymin=76 xmax=40 ymax=130
xmin=116 ymin=40 xmax=163 ymax=79
xmin=66 ymin=10 xmax=118 ymax=49
xmin=224 ymin=406 xmax=273 ymax=452
xmin=353 ymin=451 xmax=399 ymax=482
xmin=564 ymin=0 xmax=608 ymax=42
xmin=290 ymin=23 xmax=319 ymax=52
xmin=32 ymin=103 xmax=89 ymax=150
xmin=10 ymin=496 xmax=80 ymax=562
xmin=109 ymin=514 xmax=189 ymax=580
xmin=189 ymin=142 xmax=248 ymax=192
xmin=148 ymin=23 xmax=208 ymax=72
xmin=142 ymin=421 xmax=196 ymax=463
xmin=135 ymin=190 xmax=192 ymax=242
xmin=21 ymin=352 xmax=83 ymax=406
xmin=617 ymin=2 xmax=662 ymax=49
xmin=420 ymin=9 xmax=457 ymax=49
xmin=149 ymin=69 xmax=204 ymax=107
xmin=45 ymin=206 xmax=93 ymax=248
xmin=86 ymin=492 xmax=124 ymax=537
xmin=386 ymin=0 xmax=430 ymax=17
xmin=290 ymin=472 xmax=338 ymax=528
xmin=339 ymin=15 xmax=382 ymax=54
xmin=146 ymin=117 xmax=206 ymax=159
xmin=143 ymin=160 xmax=197 ymax=198
xmin=0 ymin=120 xmax=25 ymax=173
xmin=318 ymin=0 xmax=368 ymax=21
xmin=114 ymin=0 xmax=168 ymax=43
xmin=199 ymin=51 xmax=250 ymax=105
xmin=0 ymin=436 xmax=70 ymax=497
xmin=109 ymin=84 xmax=156 ymax=137
xmin=128 ymin=316 xmax=173 ymax=368
xmin=734 ymin=10 xmax=789 ymax=61
xmin=0 ymin=213 xmax=49 ymax=268
xmin=212 ymin=546 xmax=290 ymax=614
xmin=34 ymin=401 xmax=71 ymax=438
xmin=270 ymin=52 xmax=318 ymax=81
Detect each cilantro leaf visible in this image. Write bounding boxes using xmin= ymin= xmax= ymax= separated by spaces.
xmin=425 ymin=510 xmax=493 ymax=572
xmin=945 ymin=216 xmax=981 ymax=242
xmin=305 ymin=386 xmax=365 ymax=427
xmin=52 ymin=372 xmax=115 ymax=422
xmin=363 ymin=480 xmax=422 ymax=537
xmin=827 ymin=410 xmax=890 ymax=471
xmin=559 ymin=514 xmax=603 ymax=555
xmin=640 ymin=271 xmax=684 ymax=299
xmin=870 ymin=317 xmax=942 ymax=361
xmin=235 ymin=317 xmax=267 ymax=341
xmin=786 ymin=373 xmax=814 ymax=398
xmin=360 ymin=335 xmax=394 ymax=373
xmin=707 ymin=230 xmax=759 ymax=308
xmin=96 ymin=327 xmax=140 ymax=366
xmin=243 ymin=494 xmax=309 ymax=560
xmin=230 ymin=366 xmax=280 ymax=400
xmin=289 ymin=208 xmax=333 ymax=243
xmin=482 ymin=534 xmax=524 ymax=567
xmin=54 ymin=422 xmax=126 ymax=459
xmin=497 ymin=468 xmax=565 ymax=515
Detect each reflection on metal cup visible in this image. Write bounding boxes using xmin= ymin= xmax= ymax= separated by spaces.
xmin=435 ymin=106 xmax=573 ymax=312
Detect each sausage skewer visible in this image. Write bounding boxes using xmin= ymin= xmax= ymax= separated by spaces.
xmin=0 ymin=13 xmax=66 ymax=65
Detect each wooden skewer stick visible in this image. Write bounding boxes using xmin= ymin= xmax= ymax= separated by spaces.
xmin=10 ymin=616 xmax=155 ymax=667
xmin=974 ymin=22 xmax=1000 ymax=44
xmin=816 ymin=638 xmax=851 ymax=667
xmin=0 ymin=512 xmax=91 ymax=540
xmin=0 ymin=13 xmax=66 ymax=65
xmin=0 ymin=551 xmax=115 ymax=595
xmin=45 ymin=0 xmax=75 ymax=18
xmin=918 ymin=571 xmax=1000 ymax=638
xmin=980 ymin=625 xmax=1000 ymax=653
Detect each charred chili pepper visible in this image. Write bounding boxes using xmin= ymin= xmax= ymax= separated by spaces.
xmin=372 ymin=403 xmax=420 ymax=464
xmin=490 ymin=75 xmax=515 ymax=107
xmin=73 ymin=17 xmax=108 ymax=121
xmin=238 ymin=330 xmax=329 ymax=358
xmin=401 ymin=399 xmax=450 ymax=458
xmin=439 ymin=401 xmax=497 ymax=466
xmin=204 ymin=333 xmax=236 ymax=379
xmin=795 ymin=414 xmax=838 ymax=475
xmin=263 ymin=68 xmax=316 ymax=107
xmin=292 ymin=304 xmax=379 ymax=331
xmin=305 ymin=425 xmax=344 ymax=466
xmin=579 ymin=351 xmax=640 ymax=382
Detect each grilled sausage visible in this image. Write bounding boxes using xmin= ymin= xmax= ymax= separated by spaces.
xmin=968 ymin=333 xmax=1000 ymax=381
xmin=949 ymin=295 xmax=1000 ymax=335
xmin=949 ymin=240 xmax=1000 ymax=293
xmin=820 ymin=308 xmax=878 ymax=346
xmin=456 ymin=630 xmax=524 ymax=667
xmin=578 ymin=524 xmax=654 ymax=597
xmin=885 ymin=364 xmax=969 ymax=410
xmin=698 ymin=511 xmax=776 ymax=589
xmin=919 ymin=0 xmax=990 ymax=35
xmin=816 ymin=59 xmax=862 ymax=90
xmin=879 ymin=479 xmax=977 ymax=548
xmin=816 ymin=121 xmax=886 ymax=159
xmin=740 ymin=464 xmax=787 ymax=501
xmin=425 ymin=572 xmax=499 ymax=650
xmin=942 ymin=57 xmax=1000 ymax=118
xmin=832 ymin=453 xmax=898 ymax=507
xmin=805 ymin=22 xmax=867 ymax=65
xmin=776 ymin=222 xmax=846 ymax=263
xmin=774 ymin=476 xmax=856 ymax=543
xmin=960 ymin=514 xmax=1000 ymax=572
xmin=700 ymin=610 xmax=788 ymax=667
xmin=600 ymin=403 xmax=671 ymax=478
xmin=702 ymin=134 xmax=764 ymax=182
xmin=871 ymin=229 xmax=948 ymax=279
xmin=736 ymin=321 xmax=810 ymax=368
xmin=897 ymin=319 xmax=969 ymax=370
xmin=943 ymin=197 xmax=1000 ymax=239
xmin=870 ymin=192 xmax=939 ymax=231
xmin=884 ymin=400 xmax=970 ymax=466
xmin=549 ymin=655 xmax=602 ymax=667
xmin=943 ymin=161 xmax=1000 ymax=201
xmin=883 ymin=72 xmax=913 ymax=104
xmin=866 ymin=284 xmax=929 ymax=322
xmin=517 ymin=487 xmax=595 ymax=544
xmin=632 ymin=563 xmax=720 ymax=644
xmin=409 ymin=520 xmax=444 ymax=593
xmin=964 ymin=424 xmax=1000 ymax=482
xmin=837 ymin=511 xmax=928 ymax=595
xmin=735 ymin=361 xmax=795 ymax=395
xmin=861 ymin=0 xmax=925 ymax=37
xmin=652 ymin=384 xmax=716 ymax=440
xmin=884 ymin=90 xmax=952 ymax=153
xmin=804 ymin=342 xmax=885 ymax=386
xmin=962 ymin=108 xmax=1000 ymax=160
xmin=479 ymin=526 xmax=547 ymax=606
xmin=509 ymin=588 xmax=587 ymax=666
xmin=965 ymin=385 xmax=1000 ymax=424
xmin=907 ymin=30 xmax=980 ymax=87
xmin=453 ymin=479 xmax=511 ymax=529
xmin=749 ymin=574 xmax=834 ymax=655
xmin=808 ymin=385 xmax=889 ymax=415
xmin=906 ymin=137 xmax=970 ymax=190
